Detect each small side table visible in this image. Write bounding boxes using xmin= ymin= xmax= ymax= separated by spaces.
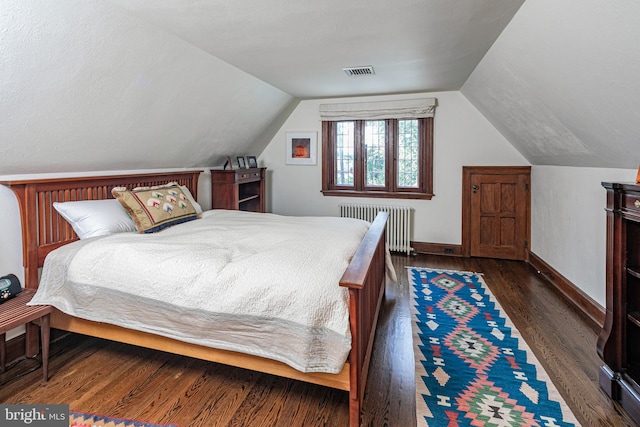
xmin=0 ymin=289 xmax=52 ymax=381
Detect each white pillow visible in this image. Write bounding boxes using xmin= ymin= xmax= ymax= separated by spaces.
xmin=179 ymin=185 xmax=203 ymax=215
xmin=53 ymin=199 xmax=137 ymax=239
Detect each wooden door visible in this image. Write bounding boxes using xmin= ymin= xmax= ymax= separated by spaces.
xmin=462 ymin=166 xmax=530 ymax=260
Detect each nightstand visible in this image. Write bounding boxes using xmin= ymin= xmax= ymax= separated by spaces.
xmin=211 ymin=167 xmax=266 ymax=212
xmin=0 ymin=289 xmax=52 ymax=381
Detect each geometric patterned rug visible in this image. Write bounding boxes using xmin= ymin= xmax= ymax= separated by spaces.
xmin=70 ymin=411 xmax=179 ymax=427
xmin=410 ymin=267 xmax=581 ymax=426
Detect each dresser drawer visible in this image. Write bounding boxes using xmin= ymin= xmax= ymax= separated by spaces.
xmin=623 ymin=192 xmax=640 ymax=214
xmin=236 ymin=170 xmax=262 ymax=183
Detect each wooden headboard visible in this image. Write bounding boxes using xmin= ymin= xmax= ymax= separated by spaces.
xmin=0 ymin=170 xmax=202 ymax=290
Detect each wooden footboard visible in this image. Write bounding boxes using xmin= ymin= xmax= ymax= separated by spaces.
xmin=341 ymin=211 xmax=388 ymax=427
xmin=0 ymin=171 xmax=388 ymax=427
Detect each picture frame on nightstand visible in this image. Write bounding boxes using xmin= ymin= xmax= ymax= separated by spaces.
xmin=223 ymin=156 xmax=233 ymax=170
xmin=237 ymin=156 xmax=246 ymax=169
xmin=246 ymin=156 xmax=258 ymax=168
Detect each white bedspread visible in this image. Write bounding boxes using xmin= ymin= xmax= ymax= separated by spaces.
xmin=30 ymin=210 xmax=374 ymax=373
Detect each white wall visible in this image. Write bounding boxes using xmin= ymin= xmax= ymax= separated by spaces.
xmin=259 ymin=91 xmax=529 ymax=244
xmin=0 ymin=185 xmax=23 ymax=285
xmin=0 ymin=0 xmax=291 ymax=176
xmin=531 ymin=165 xmax=637 ymax=307
xmin=260 ymin=91 xmax=639 ymax=310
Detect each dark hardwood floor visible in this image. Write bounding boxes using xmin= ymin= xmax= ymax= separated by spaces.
xmin=0 ymin=254 xmax=636 ymax=426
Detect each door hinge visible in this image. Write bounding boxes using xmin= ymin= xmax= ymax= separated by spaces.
xmin=525 ymin=183 xmax=529 ymax=191
xmin=524 ymin=240 xmax=528 ymax=249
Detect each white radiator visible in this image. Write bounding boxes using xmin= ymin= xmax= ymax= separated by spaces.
xmin=339 ymin=203 xmax=413 ymax=255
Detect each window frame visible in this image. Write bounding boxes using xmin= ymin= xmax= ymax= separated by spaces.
xmin=321 ymin=117 xmax=434 ymax=200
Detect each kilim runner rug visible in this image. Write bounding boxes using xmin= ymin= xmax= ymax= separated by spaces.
xmin=70 ymin=410 xmax=179 ymax=427
xmin=410 ymin=267 xmax=581 ymax=427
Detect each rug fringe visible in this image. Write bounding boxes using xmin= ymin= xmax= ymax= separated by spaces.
xmin=69 ymin=410 xmax=179 ymax=427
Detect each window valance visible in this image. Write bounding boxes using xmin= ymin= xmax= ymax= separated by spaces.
xmin=319 ymin=98 xmax=437 ymax=121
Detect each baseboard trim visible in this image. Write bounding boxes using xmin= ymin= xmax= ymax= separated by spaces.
xmin=528 ymin=251 xmax=605 ymax=327
xmin=2 ymin=333 xmax=26 ymax=367
xmin=2 ymin=329 xmax=67 ymax=369
xmin=412 ymin=242 xmax=463 ymax=256
xmin=412 ymin=241 xmax=605 ymax=327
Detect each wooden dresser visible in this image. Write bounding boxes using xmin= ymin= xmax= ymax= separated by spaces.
xmin=598 ymin=181 xmax=640 ymax=424
xmin=210 ymin=167 xmax=266 ymax=212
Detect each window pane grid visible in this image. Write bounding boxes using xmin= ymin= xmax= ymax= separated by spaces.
xmin=365 ymin=121 xmax=385 ymax=187
xmin=322 ymin=116 xmax=433 ymax=199
xmin=397 ymin=119 xmax=419 ymax=188
xmin=336 ymin=122 xmax=354 ymax=186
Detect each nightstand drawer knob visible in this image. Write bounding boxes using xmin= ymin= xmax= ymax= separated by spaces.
xmin=635 ymin=200 xmax=640 ymax=209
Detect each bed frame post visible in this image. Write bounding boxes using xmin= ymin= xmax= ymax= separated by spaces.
xmin=8 ymin=184 xmax=40 ymax=290
xmin=340 ymin=212 xmax=388 ymax=427
xmin=3 ymin=183 xmax=41 ymax=356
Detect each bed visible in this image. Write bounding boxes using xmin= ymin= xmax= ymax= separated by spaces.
xmin=0 ymin=170 xmax=389 ymax=427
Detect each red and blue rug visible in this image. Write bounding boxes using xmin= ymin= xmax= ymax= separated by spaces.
xmin=410 ymin=267 xmax=581 ymax=426
xmin=70 ymin=411 xmax=178 ymax=427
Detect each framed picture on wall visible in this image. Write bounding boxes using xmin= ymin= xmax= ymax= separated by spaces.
xmin=286 ymin=132 xmax=317 ymax=165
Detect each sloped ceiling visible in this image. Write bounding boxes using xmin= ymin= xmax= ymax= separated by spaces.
xmin=0 ymin=0 xmax=523 ymax=176
xmin=462 ymin=0 xmax=640 ymax=169
xmin=0 ymin=0 xmax=293 ymax=175
xmin=3 ymin=0 xmax=636 ymax=174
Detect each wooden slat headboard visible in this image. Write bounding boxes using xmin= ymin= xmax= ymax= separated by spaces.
xmin=0 ymin=170 xmax=202 ymax=289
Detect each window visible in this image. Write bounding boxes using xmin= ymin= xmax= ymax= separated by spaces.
xmin=320 ymin=98 xmax=436 ymax=199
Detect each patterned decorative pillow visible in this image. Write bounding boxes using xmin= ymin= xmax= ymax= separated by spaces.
xmin=112 ymin=183 xmax=198 ymax=233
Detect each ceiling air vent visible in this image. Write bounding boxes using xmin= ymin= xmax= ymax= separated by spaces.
xmin=343 ymin=66 xmax=375 ymax=76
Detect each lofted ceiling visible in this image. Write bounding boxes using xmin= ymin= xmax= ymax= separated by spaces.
xmin=1 ymin=0 xmax=638 ymax=175
xmin=462 ymin=0 xmax=640 ymax=170
xmin=107 ymin=0 xmax=524 ymax=98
